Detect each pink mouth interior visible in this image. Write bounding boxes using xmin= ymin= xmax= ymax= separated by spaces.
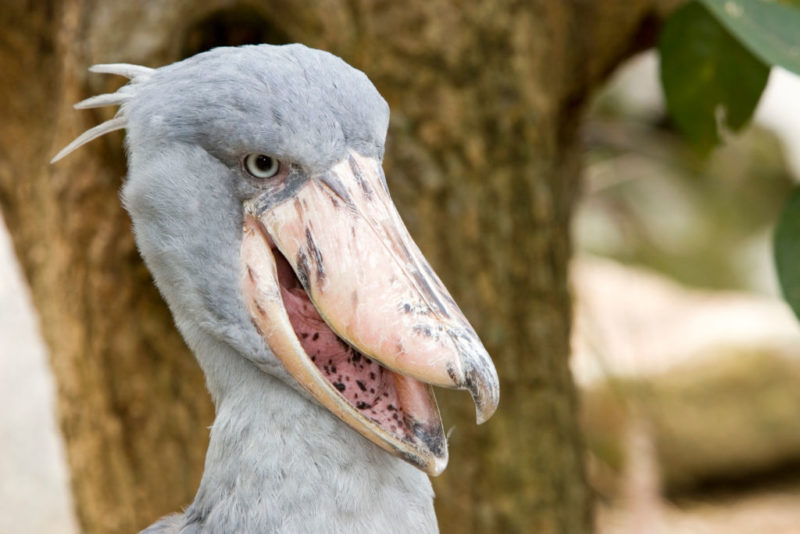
xmin=273 ymin=248 xmax=411 ymax=439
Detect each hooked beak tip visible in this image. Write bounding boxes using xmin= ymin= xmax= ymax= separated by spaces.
xmin=468 ymin=366 xmax=500 ymax=424
xmin=449 ymin=334 xmax=499 ymax=424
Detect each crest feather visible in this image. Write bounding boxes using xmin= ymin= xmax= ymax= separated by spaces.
xmin=50 ymin=117 xmax=127 ymax=163
xmin=51 ymin=63 xmax=153 ymax=163
xmin=89 ymin=63 xmax=155 ymax=79
xmin=74 ymin=92 xmax=133 ymax=110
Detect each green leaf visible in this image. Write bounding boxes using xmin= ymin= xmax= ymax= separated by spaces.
xmin=775 ymin=188 xmax=800 ymax=321
xmin=659 ymin=1 xmax=770 ymax=153
xmin=700 ymin=0 xmax=800 ymax=75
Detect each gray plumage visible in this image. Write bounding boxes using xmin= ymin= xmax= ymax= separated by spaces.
xmin=59 ymin=45 xmax=437 ymax=533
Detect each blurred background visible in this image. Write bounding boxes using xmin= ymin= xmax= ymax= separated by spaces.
xmin=3 ymin=49 xmax=800 ymax=533
xmin=3 ymin=5 xmax=800 ymax=534
xmin=574 ymin=53 xmax=800 ymax=534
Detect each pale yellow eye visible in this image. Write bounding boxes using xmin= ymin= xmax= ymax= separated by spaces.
xmin=244 ymin=154 xmax=280 ymax=179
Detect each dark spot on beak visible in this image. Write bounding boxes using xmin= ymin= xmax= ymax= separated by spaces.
xmin=305 ymin=228 xmax=326 ymax=284
xmin=254 ymin=167 xmax=309 ymax=211
xmin=412 ymin=324 xmax=433 ymax=338
xmin=319 ymin=171 xmax=354 ymax=207
xmin=407 ymin=418 xmax=446 ymax=457
xmin=445 ymin=363 xmax=458 ymax=383
xmin=348 ymin=154 xmax=372 ymax=199
xmin=295 ymin=250 xmax=310 ymax=289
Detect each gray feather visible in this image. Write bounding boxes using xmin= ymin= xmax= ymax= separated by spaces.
xmin=138 ymin=514 xmax=183 ymax=534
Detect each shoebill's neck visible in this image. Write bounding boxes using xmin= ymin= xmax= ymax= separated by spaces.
xmin=181 ymin=333 xmax=439 ymax=534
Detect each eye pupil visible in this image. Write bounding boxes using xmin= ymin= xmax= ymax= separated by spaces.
xmin=244 ymin=153 xmax=280 ymax=179
xmin=255 ymin=155 xmax=272 ymax=171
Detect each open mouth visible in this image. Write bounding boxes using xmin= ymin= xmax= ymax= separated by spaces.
xmin=273 ymin=246 xmax=419 ymax=441
xmin=242 ymin=214 xmax=447 ymax=472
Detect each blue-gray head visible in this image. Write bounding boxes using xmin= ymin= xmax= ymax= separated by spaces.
xmin=53 ymin=44 xmax=498 ymax=476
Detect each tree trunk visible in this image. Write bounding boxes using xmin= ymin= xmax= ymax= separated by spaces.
xmin=0 ymin=1 xmax=678 ymax=533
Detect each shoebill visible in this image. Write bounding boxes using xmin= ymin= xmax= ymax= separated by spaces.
xmin=52 ymin=44 xmax=499 ymax=534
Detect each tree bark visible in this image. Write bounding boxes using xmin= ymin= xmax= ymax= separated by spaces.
xmin=0 ymin=1 xmax=679 ymax=533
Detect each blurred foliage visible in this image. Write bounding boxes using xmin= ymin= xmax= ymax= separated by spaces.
xmin=660 ymin=2 xmax=769 ymax=154
xmin=583 ymin=348 xmax=800 ymax=498
xmin=701 ymin=0 xmax=800 ymax=76
xmin=655 ymin=0 xmax=800 ymax=307
xmin=775 ymin=189 xmax=800 ymax=319
xmin=576 ymin=0 xmax=800 ymax=513
xmin=578 ymin=105 xmax=794 ymax=290
xmin=659 ymin=0 xmax=800 ymax=154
